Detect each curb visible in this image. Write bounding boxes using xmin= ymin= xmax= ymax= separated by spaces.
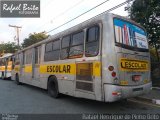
xmin=152 ymin=87 xmax=160 ymax=90
xmin=134 ymin=96 xmax=152 ymax=103
xmin=152 ymin=99 xmax=160 ymax=105
xmin=133 ymin=87 xmax=160 ymax=105
xmin=134 ymin=96 xmax=160 ymax=105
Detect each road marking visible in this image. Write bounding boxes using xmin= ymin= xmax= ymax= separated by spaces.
xmin=128 ymin=99 xmax=160 ymax=108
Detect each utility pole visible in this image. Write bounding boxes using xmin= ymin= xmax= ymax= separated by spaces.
xmin=9 ymin=24 xmax=22 ymax=49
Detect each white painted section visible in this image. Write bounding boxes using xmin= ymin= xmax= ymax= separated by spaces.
xmin=152 ymin=99 xmax=160 ymax=105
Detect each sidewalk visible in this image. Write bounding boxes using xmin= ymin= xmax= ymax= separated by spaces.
xmin=134 ymin=87 xmax=160 ymax=105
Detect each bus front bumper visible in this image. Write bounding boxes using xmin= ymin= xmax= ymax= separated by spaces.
xmin=104 ymin=82 xmax=152 ymax=102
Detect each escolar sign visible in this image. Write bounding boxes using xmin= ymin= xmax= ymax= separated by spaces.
xmin=46 ymin=65 xmax=71 ymax=73
xmin=120 ymin=58 xmax=149 ymax=71
xmin=40 ymin=64 xmax=76 ymax=74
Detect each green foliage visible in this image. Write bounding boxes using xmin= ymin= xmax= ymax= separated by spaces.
xmin=150 ymin=46 xmax=159 ymax=61
xmin=0 ymin=42 xmax=19 ymax=56
xmin=129 ymin=0 xmax=160 ymax=45
xmin=22 ymin=32 xmax=49 ymax=48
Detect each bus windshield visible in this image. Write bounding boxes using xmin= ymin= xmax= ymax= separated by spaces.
xmin=114 ymin=18 xmax=148 ymax=50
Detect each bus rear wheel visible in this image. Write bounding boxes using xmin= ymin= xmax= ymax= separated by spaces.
xmin=47 ymin=76 xmax=59 ymax=98
xmin=15 ymin=74 xmax=21 ymax=85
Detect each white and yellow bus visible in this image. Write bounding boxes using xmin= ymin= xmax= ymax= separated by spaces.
xmin=0 ymin=53 xmax=13 ymax=79
xmin=12 ymin=13 xmax=151 ymax=102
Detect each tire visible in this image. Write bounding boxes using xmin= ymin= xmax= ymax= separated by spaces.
xmin=15 ymin=74 xmax=20 ymax=85
xmin=47 ymin=76 xmax=59 ymax=98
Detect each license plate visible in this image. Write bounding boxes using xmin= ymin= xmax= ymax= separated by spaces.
xmin=132 ymin=75 xmax=141 ymax=82
xmin=133 ymin=87 xmax=143 ymax=91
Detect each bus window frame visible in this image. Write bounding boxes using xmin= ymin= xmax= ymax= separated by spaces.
xmin=85 ymin=25 xmax=100 ymax=57
xmin=68 ymin=30 xmax=84 ymax=59
xmin=44 ymin=39 xmax=61 ymax=61
xmin=60 ymin=35 xmax=71 ymax=60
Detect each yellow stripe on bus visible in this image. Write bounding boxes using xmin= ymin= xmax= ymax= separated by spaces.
xmin=12 ymin=62 xmax=101 ymax=76
xmin=39 ymin=62 xmax=101 ymax=77
xmin=24 ymin=65 xmax=32 ymax=73
xmin=0 ymin=66 xmax=5 ymax=71
xmin=93 ymin=62 xmax=101 ymax=77
xmin=14 ymin=66 xmax=20 ymax=72
xmin=7 ymin=66 xmax=12 ymax=71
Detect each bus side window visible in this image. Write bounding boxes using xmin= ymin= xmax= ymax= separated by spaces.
xmin=44 ymin=39 xmax=60 ymax=61
xmin=52 ymin=40 xmax=60 ymax=60
xmin=35 ymin=48 xmax=38 ymax=64
xmin=45 ymin=42 xmax=53 ymax=52
xmin=69 ymin=31 xmax=84 ymax=58
xmin=35 ymin=46 xmax=41 ymax=64
xmin=22 ymin=52 xmax=25 ymax=65
xmin=85 ymin=26 xmax=100 ymax=57
xmin=15 ymin=54 xmax=20 ymax=65
xmin=12 ymin=57 xmax=15 ymax=69
xmin=25 ymin=50 xmax=32 ymax=64
xmin=61 ymin=35 xmax=70 ymax=59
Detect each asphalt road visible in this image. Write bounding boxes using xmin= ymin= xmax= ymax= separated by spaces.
xmin=0 ymin=79 xmax=159 ymax=114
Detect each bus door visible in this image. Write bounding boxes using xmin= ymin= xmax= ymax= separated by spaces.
xmin=32 ymin=46 xmax=41 ymax=80
xmin=23 ymin=50 xmax=33 ymax=82
xmin=76 ymin=62 xmax=94 ymax=92
xmin=20 ymin=52 xmax=25 ymax=79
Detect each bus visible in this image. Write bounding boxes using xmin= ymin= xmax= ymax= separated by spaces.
xmin=11 ymin=13 xmax=151 ymax=102
xmin=0 ymin=53 xmax=13 ymax=79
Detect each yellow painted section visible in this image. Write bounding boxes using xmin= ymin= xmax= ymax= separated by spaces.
xmin=120 ymin=80 xmax=128 ymax=85
xmin=144 ymin=79 xmax=149 ymax=84
xmin=24 ymin=65 xmax=32 ymax=73
xmin=0 ymin=66 xmax=5 ymax=71
xmin=7 ymin=65 xmax=12 ymax=71
xmin=120 ymin=58 xmax=149 ymax=71
xmin=14 ymin=66 xmax=20 ymax=72
xmin=93 ymin=62 xmax=101 ymax=77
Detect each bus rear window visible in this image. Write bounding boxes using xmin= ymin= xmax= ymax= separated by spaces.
xmin=114 ymin=18 xmax=148 ymax=50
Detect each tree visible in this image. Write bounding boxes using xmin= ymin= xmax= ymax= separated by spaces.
xmin=22 ymin=32 xmax=49 ymax=48
xmin=129 ymin=0 xmax=160 ymax=44
xmin=0 ymin=42 xmax=19 ymax=56
xmin=150 ymin=45 xmax=159 ymax=61
xmin=129 ymin=0 xmax=160 ymax=60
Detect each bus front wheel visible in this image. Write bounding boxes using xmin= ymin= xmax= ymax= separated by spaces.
xmin=47 ymin=76 xmax=59 ymax=98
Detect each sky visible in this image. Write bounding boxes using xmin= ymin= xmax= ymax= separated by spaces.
xmin=0 ymin=0 xmax=130 ymax=44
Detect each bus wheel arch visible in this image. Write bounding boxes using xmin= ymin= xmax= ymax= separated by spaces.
xmin=47 ymin=75 xmax=59 ymax=98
